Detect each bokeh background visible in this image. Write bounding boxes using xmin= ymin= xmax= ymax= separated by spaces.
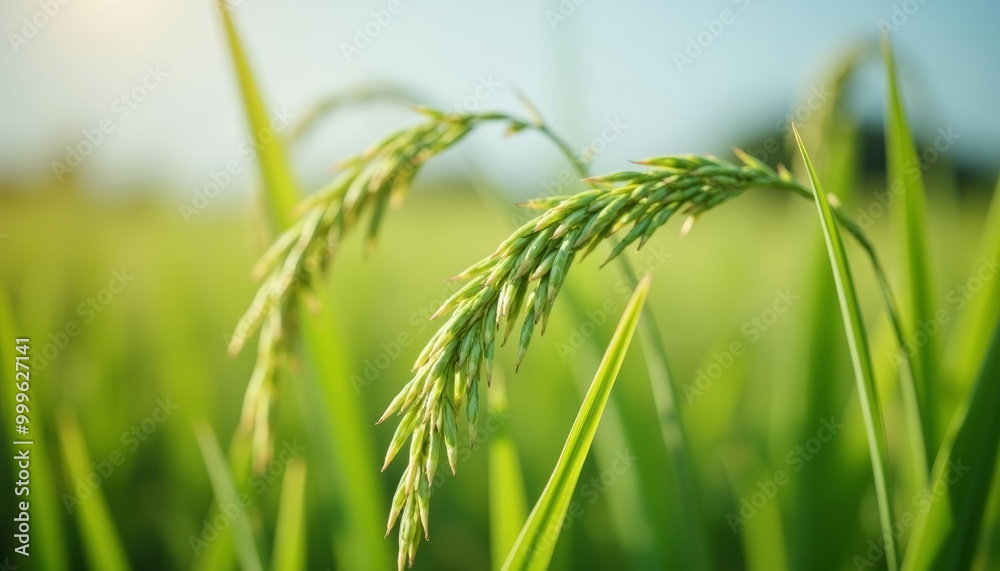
xmin=1 ymin=0 xmax=999 ymax=570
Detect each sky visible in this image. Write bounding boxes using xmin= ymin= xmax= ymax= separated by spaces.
xmin=0 ymin=0 xmax=997 ymax=200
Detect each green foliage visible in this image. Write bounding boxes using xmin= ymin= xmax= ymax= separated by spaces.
xmin=502 ymin=277 xmax=650 ymax=570
xmin=57 ymin=412 xmax=132 ymax=571
xmin=2 ymin=19 xmax=997 ymax=571
xmin=883 ymin=34 xmax=939 ymax=459
xmin=903 ymin=321 xmax=1000 ymax=570
xmin=793 ymin=124 xmax=899 ymax=570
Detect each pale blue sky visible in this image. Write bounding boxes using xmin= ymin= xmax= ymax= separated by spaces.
xmin=0 ymin=0 xmax=996 ymax=198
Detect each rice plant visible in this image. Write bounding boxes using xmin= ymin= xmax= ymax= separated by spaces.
xmin=226 ymin=92 xmax=923 ymax=567
xmin=375 ymin=148 xmax=914 ymax=566
xmin=2 ymin=14 xmax=997 ymax=569
xmin=242 ymin=79 xmax=1000 ymax=564
xmin=19 ymin=6 xmax=980 ymax=570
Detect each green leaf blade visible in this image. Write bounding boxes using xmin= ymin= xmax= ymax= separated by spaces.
xmin=217 ymin=1 xmax=299 ymax=230
xmin=947 ymin=175 xmax=1000 ymax=383
xmin=57 ymin=411 xmax=132 ymax=571
xmin=488 ymin=376 xmax=530 ymax=571
xmin=218 ymin=6 xmax=393 ymax=570
xmin=502 ymin=276 xmax=651 ymax=571
xmin=272 ymin=459 xmax=308 ymax=571
xmin=194 ymin=421 xmax=263 ymax=571
xmin=614 ymin=252 xmax=710 ymax=571
xmin=882 ymin=34 xmax=939 ymax=459
xmin=792 ymin=124 xmax=899 ymax=571
xmin=903 ymin=319 xmax=1000 ymax=570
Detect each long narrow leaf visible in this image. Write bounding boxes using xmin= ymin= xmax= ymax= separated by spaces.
xmin=298 ymin=308 xmax=393 ymax=569
xmin=793 ymin=124 xmax=898 ymax=571
xmin=947 ymin=175 xmax=1000 ymax=383
xmin=217 ymin=4 xmax=393 ymax=569
xmin=883 ymin=34 xmax=938 ymax=459
xmin=217 ymin=0 xmax=298 ymax=229
xmin=614 ymin=251 xmax=709 ymax=570
xmin=502 ymin=276 xmax=651 ymax=571
xmin=272 ymin=459 xmax=308 ymax=571
xmin=191 ymin=430 xmax=253 ymax=571
xmin=488 ymin=375 xmax=529 ymax=570
xmin=788 ymin=53 xmax=877 ymax=567
xmin=194 ymin=421 xmax=263 ymax=571
xmin=57 ymin=410 xmax=132 ymax=571
xmin=902 ymin=319 xmax=1000 ymax=570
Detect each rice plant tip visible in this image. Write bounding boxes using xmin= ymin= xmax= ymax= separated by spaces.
xmin=379 ymin=150 xmax=806 ymax=568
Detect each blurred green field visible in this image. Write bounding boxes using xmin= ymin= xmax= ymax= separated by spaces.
xmin=2 ymin=6 xmax=1000 ymax=569
xmin=1 ymin=157 xmax=997 ymax=569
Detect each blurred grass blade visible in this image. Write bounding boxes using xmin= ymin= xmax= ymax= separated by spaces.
xmin=724 ymin=451 xmax=789 ymax=571
xmin=297 ymin=308 xmax=393 ymax=569
xmin=194 ymin=421 xmax=263 ymax=571
xmin=793 ymin=124 xmax=898 ymax=571
xmin=216 ymin=0 xmax=298 ymax=229
xmin=191 ymin=430 xmax=253 ymax=571
xmin=502 ymin=276 xmax=651 ymax=571
xmin=218 ymin=3 xmax=392 ymax=569
xmin=903 ymin=319 xmax=1000 ymax=570
xmin=947 ymin=175 xmax=1000 ymax=382
xmin=57 ymin=410 xmax=131 ymax=571
xmin=614 ymin=252 xmax=709 ymax=570
xmin=272 ymin=459 xmax=308 ymax=571
xmin=883 ymin=34 xmax=938 ymax=459
xmin=288 ymin=84 xmax=420 ymax=143
xmin=787 ymin=53 xmax=872 ymax=567
xmin=488 ymin=374 xmax=529 ymax=571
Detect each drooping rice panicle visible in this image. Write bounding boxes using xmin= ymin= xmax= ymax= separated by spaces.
xmin=229 ymin=108 xmax=553 ymax=470
xmin=380 ymin=151 xmax=807 ymax=567
xmin=227 ymin=103 xmax=899 ymax=570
